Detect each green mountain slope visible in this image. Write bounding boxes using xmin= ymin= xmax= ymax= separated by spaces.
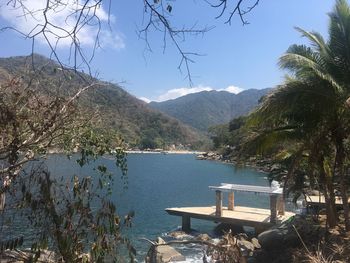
xmin=0 ymin=54 xmax=208 ymax=149
xmin=149 ymin=89 xmax=271 ymax=131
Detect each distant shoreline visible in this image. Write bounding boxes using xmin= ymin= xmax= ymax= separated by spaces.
xmin=47 ymin=149 xmax=206 ymax=155
xmin=126 ymin=150 xmax=206 ymax=155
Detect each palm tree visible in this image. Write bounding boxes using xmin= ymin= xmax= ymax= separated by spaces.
xmin=244 ymin=0 xmax=350 ymax=230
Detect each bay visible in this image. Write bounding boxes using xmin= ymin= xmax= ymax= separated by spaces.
xmin=44 ymin=153 xmax=269 ymax=261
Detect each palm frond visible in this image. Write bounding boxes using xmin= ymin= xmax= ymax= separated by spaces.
xmin=280 ymin=52 xmax=343 ymax=93
xmin=328 ymin=0 xmax=350 ymax=87
xmin=294 ymin=27 xmax=330 ymax=57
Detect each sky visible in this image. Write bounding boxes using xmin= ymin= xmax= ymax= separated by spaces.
xmin=0 ymin=0 xmax=335 ymax=102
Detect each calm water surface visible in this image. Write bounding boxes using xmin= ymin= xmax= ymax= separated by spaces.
xmin=45 ymin=153 xmax=269 ymax=261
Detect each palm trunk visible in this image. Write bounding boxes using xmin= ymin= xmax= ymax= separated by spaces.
xmin=335 ymin=140 xmax=350 ymax=231
xmin=340 ymin=181 xmax=350 ymax=231
xmin=318 ymin=158 xmax=337 ymax=227
xmin=325 ymin=183 xmax=338 ymax=228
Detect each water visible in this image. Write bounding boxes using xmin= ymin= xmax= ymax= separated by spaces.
xmin=41 ymin=153 xmax=270 ymax=261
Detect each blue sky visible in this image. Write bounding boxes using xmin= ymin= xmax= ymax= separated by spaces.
xmin=0 ymin=0 xmax=335 ymax=102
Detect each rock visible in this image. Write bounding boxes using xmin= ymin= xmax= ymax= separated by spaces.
xmin=251 ymin=237 xmax=261 ymax=249
xmin=258 ymin=228 xmax=285 ymax=250
xmin=236 ymin=233 xmax=249 ymax=241
xmin=207 ymin=152 xmax=215 ymax=157
xmin=258 ymin=215 xmax=322 ymax=251
xmin=157 ymin=237 xmax=166 ymax=244
xmin=168 ymin=230 xmax=191 ymax=239
xmin=237 ymin=240 xmax=255 ymax=252
xmin=196 ymin=233 xmax=211 ymax=241
xmin=156 ymin=245 xmax=185 ymax=262
xmin=196 ymin=154 xmax=205 ymax=160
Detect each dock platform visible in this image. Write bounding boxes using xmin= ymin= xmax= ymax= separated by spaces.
xmin=165 ymin=182 xmax=295 ymax=233
xmin=166 ymin=206 xmax=295 ymax=233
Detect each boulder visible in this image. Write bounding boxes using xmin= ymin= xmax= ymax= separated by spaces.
xmin=168 ymin=230 xmax=191 ymax=239
xmin=236 ymin=233 xmax=249 ymax=241
xmin=157 ymin=237 xmax=166 ymax=245
xmin=251 ymin=237 xmax=261 ymax=249
xmin=156 ymin=245 xmax=185 ymax=262
xmin=237 ymin=240 xmax=255 ymax=254
xmin=196 ymin=233 xmax=211 ymax=241
xmin=258 ymin=228 xmax=285 ymax=250
xmin=207 ymin=152 xmax=215 ymax=157
xmin=196 ymin=154 xmax=205 ymax=160
xmin=258 ymin=215 xmax=322 ymax=251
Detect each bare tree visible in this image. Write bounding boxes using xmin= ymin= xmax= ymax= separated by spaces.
xmin=1 ymin=0 xmax=260 ymax=82
xmin=0 ymin=72 xmax=132 ymax=261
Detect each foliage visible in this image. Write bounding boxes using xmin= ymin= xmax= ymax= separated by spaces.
xmin=150 ymin=89 xmax=270 ymax=132
xmin=0 ymin=75 xmax=134 ymax=262
xmin=0 ymin=54 xmax=208 ymax=150
xmin=209 ymin=116 xmax=248 ymax=151
xmin=209 ymin=0 xmax=350 ymax=231
xmin=237 ymin=0 xmax=350 ymax=230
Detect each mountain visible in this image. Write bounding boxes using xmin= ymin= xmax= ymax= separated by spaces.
xmin=149 ymin=89 xmax=271 ymax=131
xmin=0 ymin=54 xmax=209 ymax=150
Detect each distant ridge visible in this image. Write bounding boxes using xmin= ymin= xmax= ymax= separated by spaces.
xmin=149 ymin=89 xmax=271 ymax=131
xmin=0 ymin=54 xmax=209 ymax=150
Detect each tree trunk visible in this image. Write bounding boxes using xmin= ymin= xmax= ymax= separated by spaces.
xmin=335 ymin=136 xmax=350 ymax=231
xmin=340 ymin=183 xmax=350 ymax=231
xmin=324 ymin=185 xmax=338 ymax=228
xmin=318 ymin=159 xmax=337 ymax=228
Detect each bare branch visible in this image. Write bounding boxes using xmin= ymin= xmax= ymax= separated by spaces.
xmin=206 ymin=0 xmax=260 ymax=25
xmin=141 ymin=0 xmax=214 ymax=84
xmin=1 ymin=0 xmax=112 ymax=73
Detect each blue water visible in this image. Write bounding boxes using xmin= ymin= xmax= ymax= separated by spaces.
xmin=43 ymin=153 xmax=269 ymax=260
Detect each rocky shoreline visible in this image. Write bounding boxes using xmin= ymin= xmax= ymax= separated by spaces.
xmin=196 ymin=152 xmax=286 ymax=175
xmin=147 ymin=215 xmax=325 ymax=263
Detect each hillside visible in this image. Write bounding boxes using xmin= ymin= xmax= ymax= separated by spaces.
xmin=0 ymin=54 xmax=208 ymax=150
xmin=149 ymin=89 xmax=271 ymax=131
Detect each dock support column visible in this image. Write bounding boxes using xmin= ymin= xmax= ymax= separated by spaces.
xmin=182 ymin=215 xmax=191 ymax=232
xmin=277 ymin=196 xmax=285 ymax=215
xmin=270 ymin=195 xmax=277 ymax=223
xmin=228 ymin=192 xmax=235 ymax=210
xmin=216 ymin=190 xmax=223 ymax=217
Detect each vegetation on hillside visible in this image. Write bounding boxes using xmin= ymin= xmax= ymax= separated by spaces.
xmin=0 ymin=54 xmax=210 ymax=150
xmin=150 ymin=89 xmax=270 ymax=132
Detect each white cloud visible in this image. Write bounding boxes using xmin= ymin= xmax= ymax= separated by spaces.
xmin=139 ymin=97 xmax=151 ymax=103
xmin=219 ymin=85 xmax=243 ymax=94
xmin=157 ymin=85 xmax=213 ymax=102
xmin=153 ymin=85 xmax=244 ymax=102
xmin=0 ymin=0 xmax=125 ymax=50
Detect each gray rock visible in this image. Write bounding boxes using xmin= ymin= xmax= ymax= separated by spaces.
xmin=258 ymin=215 xmax=321 ymax=250
xmin=236 ymin=233 xmax=249 ymax=241
xmin=157 ymin=237 xmax=166 ymax=245
xmin=251 ymin=237 xmax=261 ymax=249
xmin=237 ymin=240 xmax=255 ymax=252
xmin=258 ymin=228 xmax=285 ymax=250
xmin=156 ymin=245 xmax=185 ymax=262
xmin=196 ymin=233 xmax=211 ymax=241
xmin=168 ymin=230 xmax=191 ymax=240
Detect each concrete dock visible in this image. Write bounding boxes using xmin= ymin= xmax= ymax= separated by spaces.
xmin=165 ymin=182 xmax=295 ymax=233
xmin=166 ymin=206 xmax=294 ymax=233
